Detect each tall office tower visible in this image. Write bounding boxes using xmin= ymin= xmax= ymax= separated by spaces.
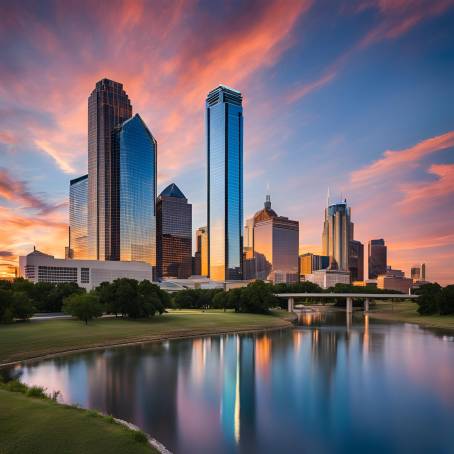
xmin=299 ymin=253 xmax=329 ymax=278
xmin=195 ymin=226 xmax=209 ymax=276
xmin=349 ymin=240 xmax=364 ymax=282
xmin=156 ymin=183 xmax=192 ymax=279
xmin=88 ymin=78 xmax=132 ymax=260
xmin=206 ymin=85 xmax=243 ymax=280
xmin=411 ymin=263 xmax=426 ymax=282
xmin=110 ymin=114 xmax=157 ymax=266
xmin=68 ymin=174 xmax=88 ymax=259
xmin=322 ymin=199 xmax=353 ymax=271
xmin=253 ymin=196 xmax=299 ymax=283
xmin=368 ymin=238 xmax=387 ymax=279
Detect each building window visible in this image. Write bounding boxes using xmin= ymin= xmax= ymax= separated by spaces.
xmin=37 ymin=266 xmax=77 ymax=284
xmin=24 ymin=265 xmax=35 ymax=279
xmin=81 ymin=268 xmax=90 ymax=284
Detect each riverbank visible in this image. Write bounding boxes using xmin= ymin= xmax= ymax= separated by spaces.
xmin=0 ymin=309 xmax=294 ymax=366
xmin=369 ymin=301 xmax=454 ymax=330
xmin=0 ymin=387 xmax=158 ymax=454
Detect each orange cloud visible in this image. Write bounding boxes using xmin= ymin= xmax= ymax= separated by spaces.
xmin=351 ymin=131 xmax=454 ymax=185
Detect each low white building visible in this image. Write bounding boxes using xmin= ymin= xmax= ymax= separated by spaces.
xmin=305 ymin=269 xmax=351 ymax=289
xmin=19 ymin=249 xmax=153 ymax=290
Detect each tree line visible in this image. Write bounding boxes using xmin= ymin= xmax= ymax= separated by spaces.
xmin=415 ymin=283 xmax=454 ymax=315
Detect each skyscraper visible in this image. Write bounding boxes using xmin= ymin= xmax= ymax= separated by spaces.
xmin=299 ymin=253 xmax=329 ymax=279
xmin=195 ymin=226 xmax=209 ymax=277
xmin=88 ymin=78 xmax=132 ymax=260
xmin=322 ymin=199 xmax=353 ymax=271
xmin=253 ymin=196 xmax=299 ymax=283
xmin=349 ymin=240 xmax=364 ymax=282
xmin=68 ymin=174 xmax=88 ymax=259
xmin=411 ymin=263 xmax=426 ymax=282
xmin=206 ymin=85 xmax=243 ymax=281
xmin=368 ymin=239 xmax=387 ymax=279
xmin=111 ymin=114 xmax=157 ymax=266
xmin=156 ymin=183 xmax=192 ymax=279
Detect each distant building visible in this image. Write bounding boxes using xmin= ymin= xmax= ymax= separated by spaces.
xmin=244 ymin=217 xmax=254 ymax=250
xmin=88 ymin=78 xmax=132 ymax=261
xmin=194 ymin=226 xmax=209 ymax=277
xmin=206 ymin=85 xmax=243 ymax=281
xmin=411 ymin=263 xmax=426 ymax=282
xmin=299 ymin=253 xmax=329 ymax=279
xmin=368 ymin=239 xmax=387 ymax=279
xmin=68 ymin=174 xmax=88 ymax=259
xmin=305 ymin=269 xmax=351 ymax=289
xmin=19 ymin=249 xmax=153 ymax=290
xmin=322 ymin=199 xmax=353 ymax=270
xmin=156 ymin=183 xmax=192 ymax=279
xmin=253 ymin=196 xmax=299 ymax=283
xmin=349 ymin=240 xmax=364 ymax=282
xmin=377 ymin=268 xmax=412 ymax=293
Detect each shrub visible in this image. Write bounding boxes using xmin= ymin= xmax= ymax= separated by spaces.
xmin=26 ymin=385 xmax=47 ymax=399
xmin=132 ymin=430 xmax=148 ymax=444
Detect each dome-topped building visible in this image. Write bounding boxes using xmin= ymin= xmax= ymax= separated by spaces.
xmin=253 ymin=195 xmax=278 ymax=223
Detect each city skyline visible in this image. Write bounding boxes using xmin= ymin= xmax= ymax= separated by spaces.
xmin=1 ymin=1 xmax=454 ymax=283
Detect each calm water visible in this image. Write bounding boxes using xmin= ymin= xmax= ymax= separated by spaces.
xmin=7 ymin=312 xmax=454 ymax=453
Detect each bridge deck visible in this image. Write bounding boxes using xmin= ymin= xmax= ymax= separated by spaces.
xmin=275 ymin=293 xmax=418 ymax=299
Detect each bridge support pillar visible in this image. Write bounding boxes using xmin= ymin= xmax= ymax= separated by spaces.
xmin=346 ymin=297 xmax=352 ymax=313
xmin=364 ymin=298 xmax=370 ymax=313
xmin=288 ymin=297 xmax=294 ymax=312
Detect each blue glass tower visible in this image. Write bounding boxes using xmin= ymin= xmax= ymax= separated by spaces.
xmin=112 ymin=114 xmax=157 ymax=266
xmin=69 ymin=174 xmax=88 ymax=259
xmin=206 ymin=85 xmax=243 ymax=280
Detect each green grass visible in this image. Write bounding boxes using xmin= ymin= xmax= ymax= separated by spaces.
xmin=0 ymin=309 xmax=292 ymax=365
xmin=370 ymin=301 xmax=454 ymax=330
xmin=0 ymin=388 xmax=156 ymax=454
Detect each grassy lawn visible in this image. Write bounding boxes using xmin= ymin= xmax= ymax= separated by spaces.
xmin=0 ymin=388 xmax=156 ymax=454
xmin=370 ymin=301 xmax=454 ymax=330
xmin=0 ymin=309 xmax=292 ymax=365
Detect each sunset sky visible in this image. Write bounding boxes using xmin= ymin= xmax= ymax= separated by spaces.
xmin=1 ymin=0 xmax=453 ymax=283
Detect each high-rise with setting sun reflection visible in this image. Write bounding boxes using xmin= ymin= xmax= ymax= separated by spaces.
xmin=206 ymin=85 xmax=243 ymax=280
xmin=88 ymin=79 xmax=132 ymax=260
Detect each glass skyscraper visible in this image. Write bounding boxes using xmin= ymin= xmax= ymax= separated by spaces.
xmin=322 ymin=199 xmax=353 ymax=271
xmin=156 ymin=183 xmax=192 ymax=278
xmin=88 ymin=79 xmax=132 ymax=260
xmin=206 ymin=85 xmax=243 ymax=281
xmin=69 ymin=174 xmax=88 ymax=259
xmin=349 ymin=239 xmax=364 ymax=282
xmin=111 ymin=114 xmax=157 ymax=266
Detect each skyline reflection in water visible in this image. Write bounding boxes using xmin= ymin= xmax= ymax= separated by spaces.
xmin=9 ymin=313 xmax=454 ymax=454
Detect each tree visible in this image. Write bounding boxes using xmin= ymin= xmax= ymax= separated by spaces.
xmin=239 ymin=281 xmax=276 ymax=314
xmin=12 ymin=292 xmax=35 ymax=320
xmin=439 ymin=285 xmax=454 ymax=315
xmin=0 ymin=289 xmax=14 ymax=323
xmin=415 ymin=283 xmax=442 ymax=315
xmin=63 ymin=292 xmax=103 ymax=324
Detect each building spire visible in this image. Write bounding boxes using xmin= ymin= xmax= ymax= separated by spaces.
xmin=264 ymin=194 xmax=271 ymax=210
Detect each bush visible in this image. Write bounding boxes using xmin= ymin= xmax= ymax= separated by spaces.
xmin=132 ymin=430 xmax=148 ymax=444
xmin=26 ymin=385 xmax=48 ymax=399
xmin=63 ymin=292 xmax=103 ymax=324
xmin=0 ymin=289 xmax=35 ymax=322
xmin=438 ymin=285 xmax=454 ymax=315
xmin=416 ymin=283 xmax=442 ymax=315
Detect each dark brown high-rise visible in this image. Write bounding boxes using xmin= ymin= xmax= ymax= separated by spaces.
xmin=156 ymin=184 xmax=192 ymax=279
xmin=368 ymin=239 xmax=387 ymax=279
xmin=88 ymin=79 xmax=132 ymax=260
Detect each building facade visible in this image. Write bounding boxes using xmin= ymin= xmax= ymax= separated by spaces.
xmin=206 ymin=85 xmax=243 ymax=281
xmin=368 ymin=239 xmax=387 ymax=279
xmin=411 ymin=263 xmax=426 ymax=282
xmin=68 ymin=174 xmax=88 ymax=259
xmin=88 ymin=78 xmax=132 ymax=261
xmin=253 ymin=197 xmax=299 ymax=283
xmin=299 ymin=253 xmax=329 ymax=279
xmin=194 ymin=226 xmax=209 ymax=276
xmin=156 ymin=183 xmax=192 ymax=279
xmin=377 ymin=268 xmax=412 ymax=293
xmin=19 ymin=249 xmax=153 ymax=291
xmin=322 ymin=200 xmax=353 ymax=271
xmin=349 ymin=240 xmax=364 ymax=282
xmin=305 ymin=269 xmax=351 ymax=289
xmin=111 ymin=113 xmax=157 ymax=266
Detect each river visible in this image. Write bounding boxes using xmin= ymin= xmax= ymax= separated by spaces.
xmin=6 ymin=312 xmax=454 ymax=453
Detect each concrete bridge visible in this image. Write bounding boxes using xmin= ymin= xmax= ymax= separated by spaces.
xmin=275 ymin=293 xmax=419 ymax=313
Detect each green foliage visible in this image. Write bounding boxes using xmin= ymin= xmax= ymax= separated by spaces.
xmin=94 ymin=279 xmax=168 ymax=319
xmin=173 ymin=288 xmax=222 ymax=310
xmin=26 ymin=385 xmax=47 ymax=399
xmin=239 ymin=281 xmax=276 ymax=314
xmin=3 ymin=380 xmax=28 ymax=394
xmin=131 ymin=430 xmax=148 ymax=444
xmin=0 ymin=289 xmax=35 ymax=323
xmin=63 ymin=292 xmax=103 ymax=324
xmin=415 ymin=283 xmax=454 ymax=316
